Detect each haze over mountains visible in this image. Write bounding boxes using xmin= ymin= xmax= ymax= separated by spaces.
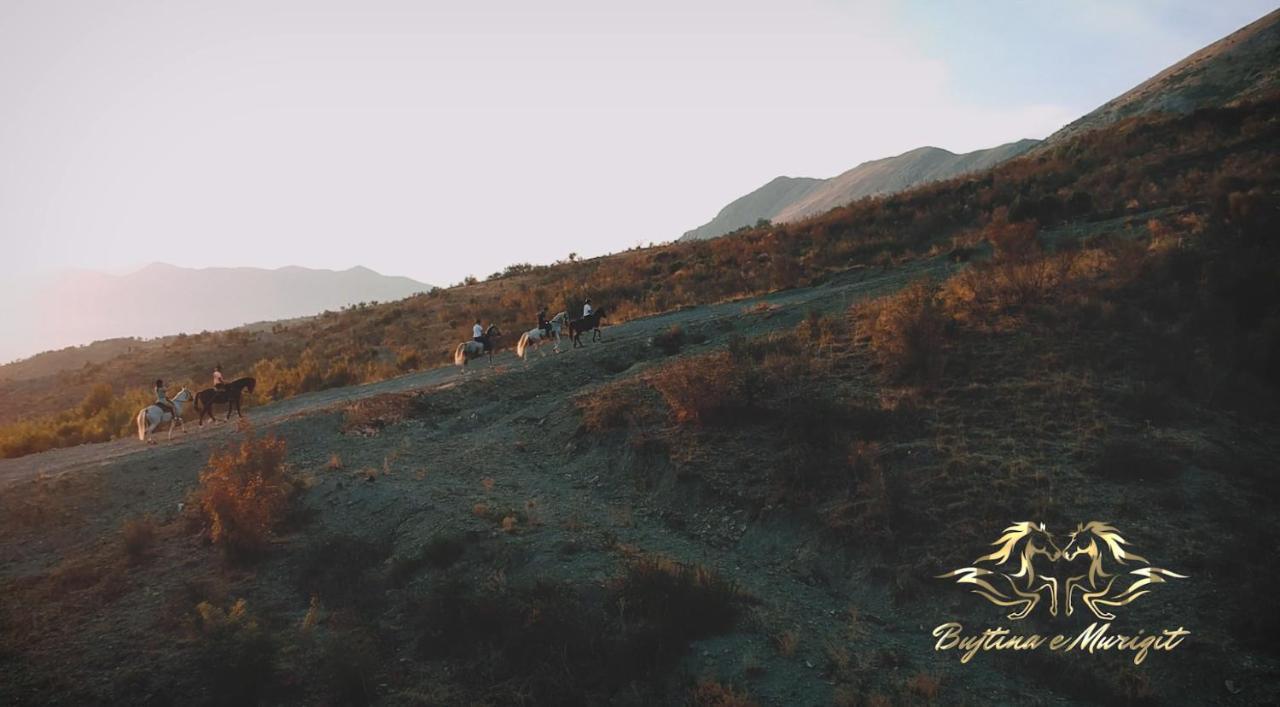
xmin=679 ymin=139 xmax=1039 ymax=241
xmin=2 ymin=264 xmax=430 ymax=366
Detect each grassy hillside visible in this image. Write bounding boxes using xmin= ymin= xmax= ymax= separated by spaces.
xmin=2 ymin=94 xmax=1277 ymax=458
xmin=2 ymin=169 xmax=1277 ymax=703
xmin=1 ymin=93 xmax=1278 ymax=704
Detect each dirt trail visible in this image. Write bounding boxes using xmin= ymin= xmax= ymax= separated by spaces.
xmin=0 ymin=257 xmax=950 ymax=490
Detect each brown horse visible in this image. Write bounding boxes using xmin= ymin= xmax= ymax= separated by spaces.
xmin=568 ymin=308 xmax=607 ymax=348
xmin=194 ymin=377 xmax=256 ymax=425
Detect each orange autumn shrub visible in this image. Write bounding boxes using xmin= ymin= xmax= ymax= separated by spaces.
xmin=194 ymin=425 xmax=295 ymax=559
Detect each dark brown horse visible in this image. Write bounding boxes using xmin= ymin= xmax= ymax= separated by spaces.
xmin=568 ymin=308 xmax=607 ymax=348
xmin=194 ymin=377 xmax=256 ymax=425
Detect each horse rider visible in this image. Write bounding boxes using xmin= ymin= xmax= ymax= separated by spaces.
xmin=537 ymin=307 xmax=553 ymax=338
xmin=213 ymin=364 xmax=226 ymax=391
xmin=473 ymin=319 xmax=490 ymax=352
xmin=583 ymin=298 xmax=593 ymax=317
xmin=154 ymin=379 xmax=176 ymax=417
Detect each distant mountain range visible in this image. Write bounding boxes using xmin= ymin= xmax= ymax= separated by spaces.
xmin=2 ymin=264 xmax=431 ymax=370
xmin=681 ymin=9 xmax=1280 ymax=243
xmin=679 ymin=140 xmax=1039 ymax=241
xmin=1044 ymin=8 xmax=1280 ymax=145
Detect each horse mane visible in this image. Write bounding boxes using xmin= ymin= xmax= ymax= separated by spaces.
xmin=975 ymin=521 xmax=1044 ymax=566
xmin=1072 ymin=521 xmax=1147 ymax=565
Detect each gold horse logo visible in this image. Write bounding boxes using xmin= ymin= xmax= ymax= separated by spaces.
xmin=938 ymin=521 xmax=1186 ymax=620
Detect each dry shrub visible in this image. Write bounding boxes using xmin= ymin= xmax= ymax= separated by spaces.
xmin=343 ymin=393 xmax=414 ymax=435
xmin=45 ymin=556 xmax=127 ymax=602
xmin=905 ymin=672 xmax=941 ymax=700
xmin=856 ymin=280 xmax=947 ymax=383
xmin=193 ymin=425 xmax=295 ymax=560
xmin=610 ymin=555 xmax=739 ymax=644
xmin=194 ymin=599 xmax=277 ymax=705
xmin=652 ymin=325 xmax=687 ymax=355
xmin=823 ymin=442 xmax=896 ymax=539
xmin=121 ymin=515 xmax=158 ymax=564
xmin=296 ymin=534 xmax=390 ymax=611
xmin=577 ymin=380 xmax=654 ymax=431
xmin=772 ymin=629 xmax=800 ymax=656
xmin=689 ymin=679 xmax=759 ymax=707
xmin=318 ymin=628 xmax=379 ymax=706
xmin=648 ymin=351 xmax=747 ymax=425
xmin=388 ymin=533 xmax=466 ymax=587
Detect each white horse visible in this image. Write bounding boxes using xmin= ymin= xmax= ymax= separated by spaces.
xmin=515 ymin=311 xmax=567 ymax=361
xmin=453 ymin=324 xmax=502 ymax=372
xmin=135 ymin=388 xmax=193 ymax=444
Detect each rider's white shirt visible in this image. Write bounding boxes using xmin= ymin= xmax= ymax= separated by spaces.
xmin=473 ymin=324 xmax=484 ymax=338
xmin=583 ymin=304 xmax=592 ymax=316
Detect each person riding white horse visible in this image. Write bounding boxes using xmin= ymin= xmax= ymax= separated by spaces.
xmin=455 ymin=322 xmax=502 ymax=370
xmin=136 ymin=385 xmax=193 ymax=444
xmin=153 ymin=378 xmax=175 ymax=418
xmin=516 ymin=311 xmax=567 ymax=360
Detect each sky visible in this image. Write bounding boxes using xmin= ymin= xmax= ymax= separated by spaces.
xmin=0 ymin=0 xmax=1274 ymax=349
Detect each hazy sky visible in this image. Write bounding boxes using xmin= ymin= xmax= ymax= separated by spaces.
xmin=1 ymin=0 xmax=1273 ymax=290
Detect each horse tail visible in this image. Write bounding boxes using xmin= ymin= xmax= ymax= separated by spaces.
xmin=193 ymin=391 xmax=202 ymax=413
xmin=454 ymin=343 xmax=467 ymax=366
xmin=516 ymin=332 xmax=531 ymax=359
xmin=136 ymin=409 xmax=147 ymax=441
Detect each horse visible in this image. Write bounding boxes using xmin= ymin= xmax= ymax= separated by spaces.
xmin=135 ymin=388 xmax=193 ymax=444
xmin=194 ymin=377 xmax=256 ymax=425
xmin=567 ymin=307 xmax=608 ymax=348
xmin=454 ymin=325 xmax=503 ymax=371
xmin=515 ymin=312 xmax=567 ymax=361
xmin=937 ymin=521 xmax=1062 ymax=620
xmin=1059 ymin=521 xmax=1187 ymax=620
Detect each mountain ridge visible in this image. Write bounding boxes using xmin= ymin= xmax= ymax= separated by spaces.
xmin=1044 ymin=8 xmax=1280 ymax=144
xmin=680 ymin=139 xmax=1039 ymax=241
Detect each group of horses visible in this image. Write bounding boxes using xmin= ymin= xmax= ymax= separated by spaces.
xmin=135 ymin=308 xmax=607 ymax=444
xmin=135 ymin=377 xmax=255 ymax=443
xmin=454 ymin=307 xmax=607 ymax=369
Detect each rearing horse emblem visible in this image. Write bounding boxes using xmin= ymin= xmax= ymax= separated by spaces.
xmin=938 ymin=521 xmax=1186 ymax=620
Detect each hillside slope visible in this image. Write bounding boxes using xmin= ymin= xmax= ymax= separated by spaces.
xmin=680 ymin=139 xmax=1038 ymax=241
xmin=1045 ymin=7 xmax=1280 ymax=143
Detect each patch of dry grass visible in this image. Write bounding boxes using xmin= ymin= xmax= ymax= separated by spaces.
xmin=191 ymin=424 xmax=297 ymax=560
